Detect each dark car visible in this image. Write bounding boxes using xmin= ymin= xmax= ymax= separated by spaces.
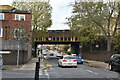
xmin=109 ymin=54 xmax=120 ymax=71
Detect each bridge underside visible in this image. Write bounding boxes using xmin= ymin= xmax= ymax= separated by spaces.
xmin=34 ymin=41 xmax=80 ymax=56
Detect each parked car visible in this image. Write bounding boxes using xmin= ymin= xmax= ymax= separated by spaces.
xmin=58 ymin=55 xmax=77 ymax=68
xmin=0 ymin=55 xmax=3 ymax=68
xmin=109 ymin=54 xmax=120 ymax=71
xmin=55 ymin=52 xmax=62 ymax=57
xmin=73 ymin=56 xmax=83 ymax=64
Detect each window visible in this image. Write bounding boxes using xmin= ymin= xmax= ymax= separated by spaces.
xmin=0 ymin=13 xmax=4 ymax=20
xmin=57 ymin=37 xmax=59 ymax=41
xmin=53 ymin=38 xmax=55 ymax=40
xmin=64 ymin=57 xmax=75 ymax=59
xmin=50 ymin=53 xmax=54 ymax=56
xmin=61 ymin=37 xmax=63 ymax=41
xmin=15 ymin=14 xmax=25 ymax=21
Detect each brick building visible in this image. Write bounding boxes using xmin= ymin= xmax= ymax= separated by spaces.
xmin=0 ymin=5 xmax=32 ymax=40
xmin=0 ymin=5 xmax=32 ymax=65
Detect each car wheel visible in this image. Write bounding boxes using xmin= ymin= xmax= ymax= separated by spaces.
xmin=58 ymin=63 xmax=60 ymax=67
xmin=109 ymin=64 xmax=113 ymax=71
xmin=74 ymin=66 xmax=77 ymax=68
xmin=80 ymin=62 xmax=83 ymax=64
xmin=61 ymin=65 xmax=64 ymax=68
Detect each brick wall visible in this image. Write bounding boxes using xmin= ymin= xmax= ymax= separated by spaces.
xmin=1 ymin=12 xmax=32 ymax=40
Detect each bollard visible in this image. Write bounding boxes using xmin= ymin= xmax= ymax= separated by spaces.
xmin=38 ymin=57 xmax=40 ymax=68
xmin=34 ymin=62 xmax=39 ymax=80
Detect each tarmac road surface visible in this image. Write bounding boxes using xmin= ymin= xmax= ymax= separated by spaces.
xmin=2 ymin=58 xmax=120 ymax=80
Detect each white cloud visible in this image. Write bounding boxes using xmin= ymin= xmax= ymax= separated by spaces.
xmin=0 ymin=0 xmax=13 ymax=5
xmin=0 ymin=0 xmax=75 ymax=30
xmin=49 ymin=0 xmax=75 ymax=30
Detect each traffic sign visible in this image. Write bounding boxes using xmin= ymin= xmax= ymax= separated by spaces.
xmin=18 ymin=40 xmax=21 ymax=45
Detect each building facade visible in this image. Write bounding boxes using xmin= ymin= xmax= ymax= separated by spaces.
xmin=0 ymin=5 xmax=32 ymax=65
xmin=0 ymin=5 xmax=32 ymax=40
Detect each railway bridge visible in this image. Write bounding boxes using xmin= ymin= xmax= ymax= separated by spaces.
xmin=34 ymin=30 xmax=80 ymax=55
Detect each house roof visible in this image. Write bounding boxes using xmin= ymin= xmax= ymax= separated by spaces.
xmin=0 ymin=5 xmax=31 ymax=14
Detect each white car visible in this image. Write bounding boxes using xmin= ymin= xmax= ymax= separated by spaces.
xmin=55 ymin=53 xmax=62 ymax=57
xmin=58 ymin=55 xmax=77 ymax=68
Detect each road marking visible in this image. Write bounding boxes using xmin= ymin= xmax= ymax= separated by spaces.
xmin=44 ymin=70 xmax=50 ymax=79
xmin=106 ymin=77 xmax=114 ymax=80
xmin=44 ymin=70 xmax=49 ymax=75
xmin=39 ymin=70 xmax=42 ymax=75
xmin=86 ymin=69 xmax=98 ymax=75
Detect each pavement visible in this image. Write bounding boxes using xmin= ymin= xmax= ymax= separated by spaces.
xmin=84 ymin=60 xmax=109 ymax=68
xmin=1 ymin=58 xmax=109 ymax=70
xmin=2 ymin=58 xmax=52 ymax=70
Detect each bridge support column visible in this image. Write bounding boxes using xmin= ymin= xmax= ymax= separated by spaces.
xmin=71 ymin=43 xmax=80 ymax=55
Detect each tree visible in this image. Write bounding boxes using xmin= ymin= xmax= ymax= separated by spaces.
xmin=63 ymin=45 xmax=70 ymax=52
xmin=113 ymin=31 xmax=120 ymax=51
xmin=67 ymin=1 xmax=120 ymax=51
xmin=13 ymin=23 xmax=31 ymax=42
xmin=12 ymin=0 xmax=52 ymax=41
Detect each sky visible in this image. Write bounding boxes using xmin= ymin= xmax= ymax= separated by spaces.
xmin=0 ymin=0 xmax=75 ymax=30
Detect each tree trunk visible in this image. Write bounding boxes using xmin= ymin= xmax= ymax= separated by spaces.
xmin=107 ymin=40 xmax=111 ymax=51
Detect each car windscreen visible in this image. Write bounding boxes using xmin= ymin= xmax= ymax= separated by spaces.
xmin=74 ymin=56 xmax=81 ymax=58
xmin=116 ymin=55 xmax=120 ymax=60
xmin=64 ymin=57 xmax=75 ymax=59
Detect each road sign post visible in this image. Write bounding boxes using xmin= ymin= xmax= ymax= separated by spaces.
xmin=17 ymin=40 xmax=20 ymax=67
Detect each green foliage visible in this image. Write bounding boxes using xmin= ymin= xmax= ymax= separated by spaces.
xmin=13 ymin=24 xmax=31 ymax=41
xmin=67 ymin=1 xmax=120 ymax=51
xmin=12 ymin=0 xmax=52 ymax=41
xmin=0 ymin=5 xmax=13 ymax=10
xmin=66 ymin=51 xmax=71 ymax=55
xmin=113 ymin=32 xmax=120 ymax=48
xmin=63 ymin=45 xmax=70 ymax=52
